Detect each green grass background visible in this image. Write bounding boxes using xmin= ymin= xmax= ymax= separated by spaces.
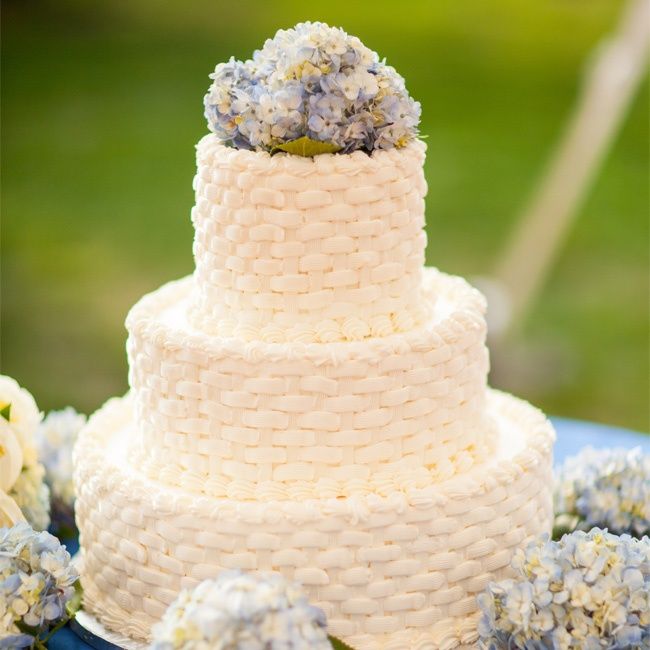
xmin=2 ymin=0 xmax=648 ymax=430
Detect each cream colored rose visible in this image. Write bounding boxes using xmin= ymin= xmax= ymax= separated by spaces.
xmin=0 ymin=374 xmax=42 ymax=467
xmin=0 ymin=418 xmax=23 ymax=492
xmin=0 ymin=489 xmax=25 ymax=527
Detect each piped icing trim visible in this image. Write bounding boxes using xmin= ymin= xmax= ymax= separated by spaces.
xmin=74 ymin=585 xmax=148 ymax=650
xmin=196 ymin=133 xmax=426 ymax=175
xmin=348 ymin=613 xmax=482 ymax=650
xmin=126 ymin=267 xmax=485 ymax=362
xmin=74 ymin=389 xmax=555 ymax=524
xmin=81 ymin=565 xmax=479 ymax=650
xmin=82 ymin=570 xmax=479 ymax=650
xmin=186 ymin=299 xmax=432 ymax=343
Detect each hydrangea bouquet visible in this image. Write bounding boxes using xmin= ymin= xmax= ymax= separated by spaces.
xmin=478 ymin=528 xmax=650 ymax=649
xmin=151 ymin=570 xmax=353 ymax=650
xmin=554 ymin=447 xmax=650 ymax=538
xmin=0 ymin=522 xmax=81 ymax=649
xmin=204 ymin=22 xmax=421 ymax=155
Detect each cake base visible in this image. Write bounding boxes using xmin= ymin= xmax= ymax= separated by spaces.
xmin=71 ymin=608 xmax=147 ymax=650
xmin=74 ymin=389 xmax=554 ymax=650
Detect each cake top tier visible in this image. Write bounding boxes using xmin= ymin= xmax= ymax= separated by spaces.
xmin=190 ymin=134 xmax=428 ymax=338
xmin=204 ymin=22 xmax=421 ymax=155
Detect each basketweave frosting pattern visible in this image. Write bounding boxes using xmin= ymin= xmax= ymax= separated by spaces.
xmin=126 ymin=268 xmax=490 ymax=489
xmin=190 ymin=135 xmax=428 ymax=341
xmin=74 ymin=390 xmax=555 ymax=650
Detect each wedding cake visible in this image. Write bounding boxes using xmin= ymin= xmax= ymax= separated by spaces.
xmin=74 ymin=23 xmax=555 ymax=649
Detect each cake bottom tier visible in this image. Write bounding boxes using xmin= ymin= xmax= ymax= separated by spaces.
xmin=74 ymin=389 xmax=554 ymax=650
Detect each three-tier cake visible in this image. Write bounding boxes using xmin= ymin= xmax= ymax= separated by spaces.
xmin=74 ymin=23 xmax=555 ymax=649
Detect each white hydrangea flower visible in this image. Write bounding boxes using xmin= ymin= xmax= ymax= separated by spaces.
xmin=35 ymin=407 xmax=87 ymax=508
xmin=239 ymin=116 xmax=274 ymax=149
xmin=478 ymin=529 xmax=650 ymax=649
xmin=555 ymin=446 xmax=650 ymax=537
xmin=0 ymin=522 xmax=79 ymax=647
xmin=151 ymin=571 xmax=331 ymax=650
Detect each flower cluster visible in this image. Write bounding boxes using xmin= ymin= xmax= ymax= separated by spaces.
xmin=478 ymin=528 xmax=650 ymax=649
xmin=36 ymin=407 xmax=87 ymax=510
xmin=555 ymin=447 xmax=650 ymax=538
xmin=151 ymin=571 xmax=332 ymax=649
xmin=0 ymin=375 xmax=50 ymax=531
xmin=204 ymin=22 xmax=421 ymax=154
xmin=0 ymin=522 xmax=79 ymax=648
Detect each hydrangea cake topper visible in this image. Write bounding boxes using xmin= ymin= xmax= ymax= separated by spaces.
xmin=204 ymin=22 xmax=421 ymax=155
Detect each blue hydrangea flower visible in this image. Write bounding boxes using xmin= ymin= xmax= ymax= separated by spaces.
xmin=0 ymin=522 xmax=79 ymax=647
xmin=478 ymin=528 xmax=650 ymax=649
xmin=555 ymin=447 xmax=650 ymax=537
xmin=204 ymin=22 xmax=421 ymax=154
xmin=150 ymin=571 xmax=331 ymax=649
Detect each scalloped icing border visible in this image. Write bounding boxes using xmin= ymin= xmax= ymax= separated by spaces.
xmin=80 ymin=568 xmax=479 ymax=650
xmin=74 ymin=389 xmax=555 ymax=525
xmin=125 ymin=412 xmax=499 ymax=502
xmin=196 ymin=134 xmax=427 ymax=177
xmin=125 ymin=267 xmax=487 ymax=364
xmin=184 ymin=298 xmax=434 ymax=344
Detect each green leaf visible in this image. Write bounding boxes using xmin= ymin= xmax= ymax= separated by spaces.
xmin=328 ymin=635 xmax=356 ymax=650
xmin=65 ymin=579 xmax=84 ymax=618
xmin=0 ymin=403 xmax=11 ymax=421
xmin=272 ymin=136 xmax=342 ymax=157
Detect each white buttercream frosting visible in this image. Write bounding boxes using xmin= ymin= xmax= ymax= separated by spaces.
xmin=74 ymin=389 xmax=555 ymax=649
xmin=125 ymin=267 xmax=490 ymax=489
xmin=73 ymin=126 xmax=558 ymax=650
xmin=190 ymin=135 xmax=428 ymax=339
xmin=130 ymin=419 xmax=498 ymax=501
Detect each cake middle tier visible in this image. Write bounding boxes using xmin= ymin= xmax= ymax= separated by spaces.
xmin=126 ymin=268 xmax=490 ymax=493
